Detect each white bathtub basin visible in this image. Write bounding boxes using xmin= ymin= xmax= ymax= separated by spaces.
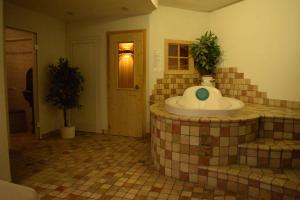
xmin=0 ymin=180 xmax=38 ymax=200
xmin=165 ymin=86 xmax=244 ymax=116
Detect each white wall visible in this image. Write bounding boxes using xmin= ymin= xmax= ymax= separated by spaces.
xmin=67 ymin=6 xmax=211 ymax=132
xmin=147 ymin=6 xmax=209 ymax=130
xmin=0 ymin=0 xmax=11 ymax=181
xmin=149 ymin=6 xmax=209 ymax=93
xmin=210 ymin=0 xmax=300 ymax=101
xmin=24 ymin=0 xmax=299 ymax=135
xmin=67 ymin=15 xmax=150 ymax=132
xmin=67 ymin=7 xmax=210 ymax=132
xmin=4 ymin=2 xmax=66 ymax=135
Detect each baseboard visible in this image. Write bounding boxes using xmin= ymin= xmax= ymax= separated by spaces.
xmin=41 ymin=129 xmax=105 ymax=139
xmin=102 ymin=129 xmax=109 ymax=134
xmin=41 ymin=129 xmax=59 ymax=139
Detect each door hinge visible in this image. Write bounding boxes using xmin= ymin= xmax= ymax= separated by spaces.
xmin=34 ymin=44 xmax=39 ymax=50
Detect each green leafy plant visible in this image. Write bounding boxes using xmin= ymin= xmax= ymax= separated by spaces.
xmin=191 ymin=31 xmax=221 ymax=75
xmin=46 ymin=58 xmax=84 ymax=127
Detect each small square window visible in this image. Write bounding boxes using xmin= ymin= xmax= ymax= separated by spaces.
xmin=168 ymin=44 xmax=178 ymax=57
xmin=165 ymin=39 xmax=195 ymax=74
xmin=180 ymin=58 xmax=189 ymax=70
xmin=180 ymin=45 xmax=189 ymax=57
xmin=168 ymin=58 xmax=178 ymax=70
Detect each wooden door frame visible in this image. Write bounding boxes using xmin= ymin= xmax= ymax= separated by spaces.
xmin=106 ymin=29 xmax=147 ymax=137
xmin=4 ymin=26 xmax=40 ymax=139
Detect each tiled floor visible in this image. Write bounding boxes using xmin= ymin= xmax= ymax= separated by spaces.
xmin=9 ymin=132 xmax=237 ymax=200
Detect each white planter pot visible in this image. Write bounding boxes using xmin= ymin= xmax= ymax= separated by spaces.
xmin=201 ymin=75 xmax=215 ymax=87
xmin=60 ymin=126 xmax=75 ymax=139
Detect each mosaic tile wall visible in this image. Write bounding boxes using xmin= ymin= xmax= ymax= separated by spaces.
xmin=150 ymin=67 xmax=300 ymax=110
xmin=150 ymin=114 xmax=258 ymax=182
xmin=215 ymin=67 xmax=300 ymax=110
xmin=150 ymin=73 xmax=199 ymax=103
xmin=150 ymin=108 xmax=300 ymax=198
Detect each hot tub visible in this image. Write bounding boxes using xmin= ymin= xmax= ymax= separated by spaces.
xmin=165 ymin=86 xmax=244 ymax=116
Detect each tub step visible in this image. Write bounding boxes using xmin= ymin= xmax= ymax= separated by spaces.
xmin=198 ymin=164 xmax=300 ymax=199
xmin=238 ymin=139 xmax=300 ymax=168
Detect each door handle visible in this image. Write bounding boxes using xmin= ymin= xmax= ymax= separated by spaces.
xmin=135 ymin=85 xmax=139 ymax=90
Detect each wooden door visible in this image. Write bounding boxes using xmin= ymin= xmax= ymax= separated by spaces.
xmin=107 ymin=30 xmax=146 ymax=137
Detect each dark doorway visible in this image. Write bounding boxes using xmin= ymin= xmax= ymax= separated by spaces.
xmin=5 ymin=27 xmax=39 ymax=137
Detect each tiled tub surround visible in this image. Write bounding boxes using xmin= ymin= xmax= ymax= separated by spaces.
xmin=150 ymin=67 xmax=300 ymax=110
xmin=215 ymin=67 xmax=300 ymax=110
xmin=150 ymin=103 xmax=300 ymax=198
xmin=150 ymin=73 xmax=199 ymax=103
xmin=151 ymin=104 xmax=259 ymax=167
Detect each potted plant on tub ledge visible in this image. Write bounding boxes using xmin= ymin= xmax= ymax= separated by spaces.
xmin=191 ymin=31 xmax=221 ymax=87
xmin=46 ymin=58 xmax=84 ymax=139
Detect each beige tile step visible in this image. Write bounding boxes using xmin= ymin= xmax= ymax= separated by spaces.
xmin=238 ymin=139 xmax=300 ymax=168
xmin=259 ymin=117 xmax=300 ymax=140
xmin=198 ymin=164 xmax=300 ymax=199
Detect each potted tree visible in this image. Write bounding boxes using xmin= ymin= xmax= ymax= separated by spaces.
xmin=46 ymin=58 xmax=84 ymax=139
xmin=191 ymin=31 xmax=221 ymax=87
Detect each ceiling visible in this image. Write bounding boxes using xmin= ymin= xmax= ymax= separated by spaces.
xmin=159 ymin=0 xmax=242 ymax=12
xmin=5 ymin=0 xmax=157 ymax=22
xmin=4 ymin=0 xmax=242 ymax=22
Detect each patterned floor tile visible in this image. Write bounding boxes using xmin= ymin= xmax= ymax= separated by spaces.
xmin=10 ymin=132 xmax=237 ymax=200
